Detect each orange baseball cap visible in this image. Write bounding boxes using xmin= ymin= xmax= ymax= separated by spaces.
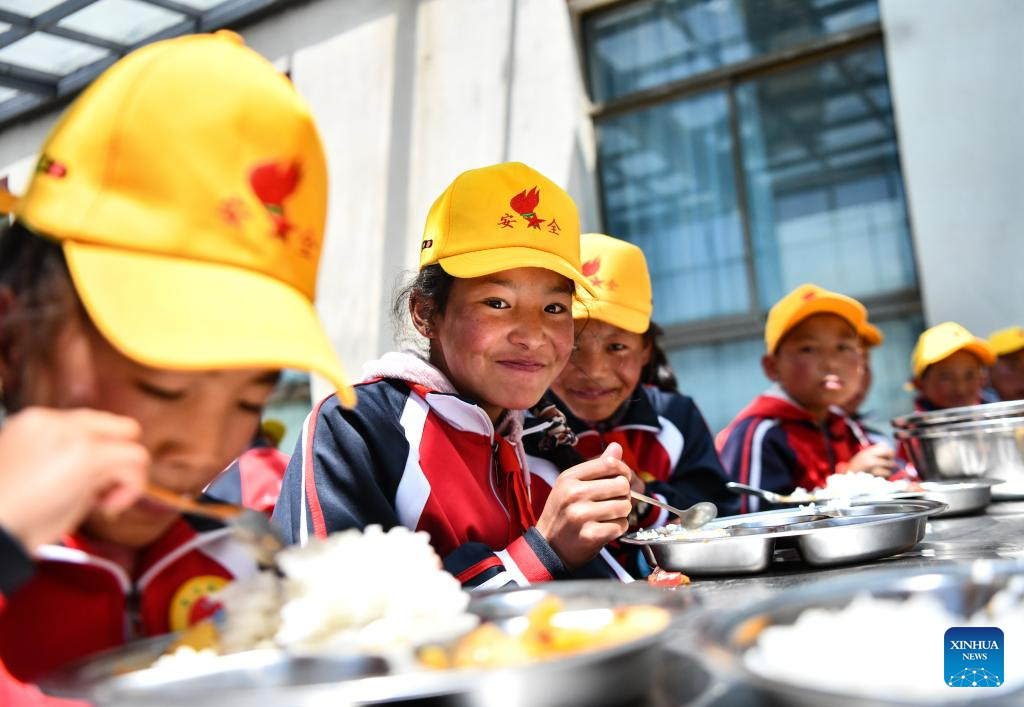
xmin=764 ymin=283 xmax=869 ymax=354
xmin=860 ymin=321 xmax=884 ymax=348
xmin=419 ymin=162 xmax=595 ymax=295
xmin=989 ymin=326 xmax=1024 ymax=357
xmin=7 ymin=31 xmax=355 ymax=406
xmin=911 ymin=322 xmax=996 ymax=377
xmin=573 ymin=233 xmax=652 ymax=334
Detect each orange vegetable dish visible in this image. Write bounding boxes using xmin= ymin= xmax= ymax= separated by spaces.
xmin=419 ymin=597 xmax=670 ymax=670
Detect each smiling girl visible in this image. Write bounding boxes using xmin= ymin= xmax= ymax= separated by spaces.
xmin=523 ymin=234 xmax=735 ymax=575
xmin=273 ymin=163 xmax=636 ymax=585
xmin=0 ymin=32 xmax=352 ymax=682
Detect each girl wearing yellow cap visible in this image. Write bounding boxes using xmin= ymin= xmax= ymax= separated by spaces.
xmin=522 ymin=233 xmax=735 ymax=576
xmin=0 ymin=32 xmax=352 ymax=686
xmin=274 ymin=162 xmax=636 ymax=584
xmin=910 ymin=322 xmax=996 ymax=411
xmin=986 ymin=326 xmax=1024 ymax=402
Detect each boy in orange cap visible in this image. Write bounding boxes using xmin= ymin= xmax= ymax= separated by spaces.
xmin=910 ymin=322 xmax=996 ymax=411
xmin=986 ymin=326 xmax=1024 ymax=401
xmin=0 ymin=31 xmax=352 ymax=686
xmin=716 ymin=284 xmax=897 ymax=512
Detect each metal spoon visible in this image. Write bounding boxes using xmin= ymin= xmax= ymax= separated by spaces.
xmin=726 ymin=481 xmax=821 ymax=505
xmin=143 ymin=483 xmax=285 ymax=567
xmin=630 ymin=490 xmax=717 ymax=529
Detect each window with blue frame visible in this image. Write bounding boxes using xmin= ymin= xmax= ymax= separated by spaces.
xmin=582 ymin=0 xmax=921 ymax=434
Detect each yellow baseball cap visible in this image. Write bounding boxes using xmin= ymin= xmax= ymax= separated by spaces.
xmin=911 ymin=322 xmax=996 ymax=377
xmin=989 ymin=326 xmax=1024 ymax=357
xmin=572 ymin=233 xmax=652 ymax=334
xmin=9 ymin=31 xmax=355 ymax=407
xmin=419 ymin=162 xmax=595 ymax=295
xmin=764 ymin=283 xmax=868 ymax=354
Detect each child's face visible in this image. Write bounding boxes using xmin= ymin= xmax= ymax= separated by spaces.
xmin=990 ymin=349 xmax=1024 ymax=401
xmin=763 ymin=313 xmax=863 ymax=419
xmin=428 ymin=267 xmax=574 ymax=421
xmin=551 ymin=319 xmax=651 ymax=423
xmin=14 ymin=313 xmax=277 ymax=548
xmin=915 ymin=349 xmax=986 ymax=409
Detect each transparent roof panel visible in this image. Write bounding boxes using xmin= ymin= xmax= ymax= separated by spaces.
xmin=0 ymin=32 xmax=110 ymax=76
xmin=0 ymin=0 xmax=67 ymax=17
xmin=59 ymin=0 xmax=185 ymax=45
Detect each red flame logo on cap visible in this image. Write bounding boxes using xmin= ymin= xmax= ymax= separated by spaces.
xmin=581 ymin=257 xmax=601 ymax=277
xmin=510 ymin=187 xmax=545 ymax=229
xmin=250 ymin=161 xmax=301 ymax=239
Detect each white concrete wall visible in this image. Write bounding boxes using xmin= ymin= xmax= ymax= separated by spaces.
xmin=0 ymin=0 xmax=599 ymax=404
xmin=881 ymin=0 xmax=1024 ymax=338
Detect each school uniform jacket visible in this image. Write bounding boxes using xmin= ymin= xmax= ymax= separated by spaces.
xmin=0 ymin=516 xmax=258 ymax=682
xmin=205 ymin=446 xmax=290 ymax=514
xmin=524 ymin=385 xmax=739 ymax=528
xmin=272 ymin=356 xmax=629 ymax=589
xmin=715 ymin=389 xmax=870 ymax=513
xmin=0 ymin=527 xmax=89 ymax=706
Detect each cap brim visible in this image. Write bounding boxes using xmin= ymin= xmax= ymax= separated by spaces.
xmin=65 ymin=241 xmax=356 ymax=408
xmin=438 ymin=246 xmax=597 ymax=296
xmin=572 ymin=298 xmax=650 ymax=334
xmin=860 ymin=322 xmax=884 ymax=347
xmin=772 ymin=296 xmax=866 ymax=352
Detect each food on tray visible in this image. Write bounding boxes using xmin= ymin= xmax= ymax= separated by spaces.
xmin=646 ymin=569 xmax=691 ymax=588
xmin=631 ymin=524 xmax=730 ymax=541
xmin=155 ymin=525 xmax=473 ymax=669
xmin=420 ymin=596 xmax=670 ymax=670
xmin=744 ymin=576 xmax=1024 ymax=699
xmin=788 ymin=471 xmax=915 ymax=501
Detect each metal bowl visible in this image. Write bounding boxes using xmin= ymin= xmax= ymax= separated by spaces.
xmin=896 ymin=417 xmax=1024 ymax=498
xmin=701 ymin=561 xmax=1024 ymax=706
xmin=42 ymin=581 xmax=696 ymax=707
xmin=892 ymin=400 xmax=1024 ymax=430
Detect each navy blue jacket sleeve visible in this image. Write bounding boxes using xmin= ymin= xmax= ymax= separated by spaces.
xmin=0 ymin=527 xmax=33 ymax=597
xmin=272 ymin=383 xmax=409 ymax=545
xmin=718 ymin=416 xmax=797 ymax=512
xmin=644 ymin=390 xmax=741 ymax=517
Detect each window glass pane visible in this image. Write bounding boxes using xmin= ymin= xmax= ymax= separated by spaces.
xmin=668 ymin=336 xmax=766 ymax=435
xmin=737 ymin=44 xmax=915 ymax=308
xmin=667 ymin=313 xmax=923 ymax=438
xmin=584 ymin=0 xmax=879 ymax=103
xmin=597 ymin=89 xmax=749 ymax=325
xmin=0 ymin=0 xmax=65 ymax=16
xmin=0 ymin=33 xmax=110 ymax=76
xmin=59 ymin=0 xmax=185 ymax=45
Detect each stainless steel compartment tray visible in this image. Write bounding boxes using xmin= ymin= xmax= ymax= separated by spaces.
xmin=41 ymin=581 xmax=694 ymax=707
xmin=622 ymin=500 xmax=946 ymax=575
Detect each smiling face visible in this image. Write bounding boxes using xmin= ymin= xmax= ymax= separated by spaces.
xmin=7 ymin=309 xmax=277 ymax=549
xmin=763 ymin=313 xmax=864 ymax=421
xmin=551 ymin=319 xmax=651 ymax=423
xmin=422 ymin=267 xmax=575 ymax=421
xmin=915 ymin=349 xmax=987 ymax=409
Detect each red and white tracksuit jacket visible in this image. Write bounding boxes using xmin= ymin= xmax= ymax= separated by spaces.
xmin=715 ymin=388 xmax=874 ymax=513
xmin=0 ymin=516 xmax=258 ymax=683
xmin=272 ymin=351 xmax=630 ymax=589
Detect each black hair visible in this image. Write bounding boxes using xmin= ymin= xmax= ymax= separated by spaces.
xmin=639 ymin=321 xmax=678 ymax=393
xmin=0 ymin=221 xmax=83 ymax=410
xmin=390 ymin=264 xmax=456 ymax=344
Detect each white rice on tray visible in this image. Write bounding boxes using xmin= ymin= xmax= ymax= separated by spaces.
xmin=156 ymin=525 xmax=474 ymax=670
xmin=787 ymin=471 xmax=911 ymax=501
xmin=746 ymin=575 xmax=1024 ymax=700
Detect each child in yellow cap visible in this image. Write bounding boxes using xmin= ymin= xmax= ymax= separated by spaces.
xmin=274 ymin=162 xmax=637 ymax=585
xmin=910 ymin=322 xmax=996 ymax=411
xmin=0 ymin=31 xmax=351 ymax=684
xmin=986 ymin=326 xmax=1024 ymax=401
xmin=522 ymin=233 xmax=734 ymax=576
xmin=716 ymin=284 xmax=897 ymax=512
